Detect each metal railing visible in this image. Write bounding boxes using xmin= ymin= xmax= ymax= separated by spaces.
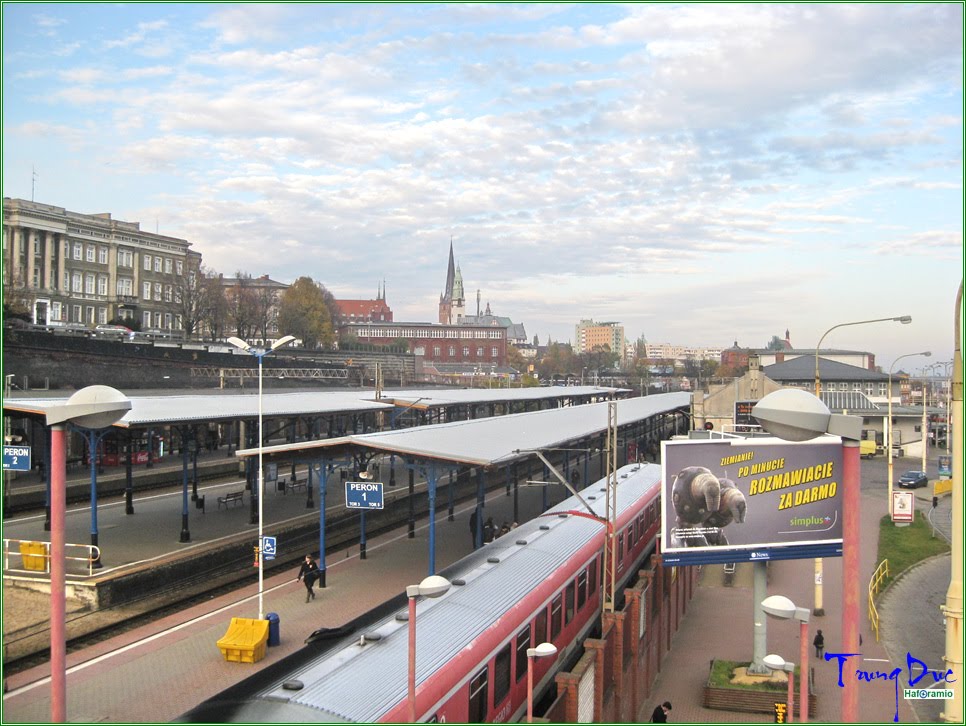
xmin=3 ymin=538 xmax=101 ymax=577
xmin=868 ymin=558 xmax=890 ymax=642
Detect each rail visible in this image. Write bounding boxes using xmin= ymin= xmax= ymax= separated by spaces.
xmin=3 ymin=538 xmax=102 ymax=577
xmin=868 ymin=558 xmax=889 ymax=642
xmin=191 ymin=367 xmax=349 ymax=380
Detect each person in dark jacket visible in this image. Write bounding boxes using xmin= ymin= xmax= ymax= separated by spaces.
xmin=813 ymin=629 xmax=825 ymax=658
xmin=483 ymin=517 xmax=495 ymax=543
xmin=297 ymin=554 xmax=320 ymax=602
xmin=650 ymin=701 xmax=672 ymax=722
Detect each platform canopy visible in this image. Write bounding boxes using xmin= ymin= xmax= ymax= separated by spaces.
xmin=238 ymin=392 xmax=692 ymax=468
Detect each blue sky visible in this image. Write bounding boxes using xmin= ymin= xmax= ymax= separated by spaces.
xmin=2 ymin=3 xmax=961 ymax=370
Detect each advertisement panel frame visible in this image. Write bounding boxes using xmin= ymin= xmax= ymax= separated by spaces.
xmin=661 ymin=438 xmax=844 ymax=566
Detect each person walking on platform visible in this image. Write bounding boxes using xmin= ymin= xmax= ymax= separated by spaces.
xmin=813 ymin=629 xmax=825 ymax=658
xmin=650 ymin=700 xmax=672 ymax=722
xmin=297 ymin=554 xmax=320 ymax=602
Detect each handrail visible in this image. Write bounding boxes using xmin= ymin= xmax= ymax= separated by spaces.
xmin=3 ymin=538 xmax=102 ymax=577
xmin=868 ymin=558 xmax=890 ymax=642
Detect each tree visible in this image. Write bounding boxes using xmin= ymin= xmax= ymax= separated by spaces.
xmin=173 ymin=263 xmax=218 ymax=339
xmin=765 ymin=335 xmax=785 ymax=351
xmin=225 ymin=272 xmax=259 ymax=340
xmin=507 ymin=344 xmax=527 ymax=373
xmin=199 ymin=273 xmax=229 ymax=340
xmin=3 ymin=272 xmax=32 ymax=321
xmin=278 ymin=276 xmax=335 ymax=349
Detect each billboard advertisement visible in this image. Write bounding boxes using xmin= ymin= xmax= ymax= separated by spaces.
xmin=660 ymin=438 xmax=844 ymax=566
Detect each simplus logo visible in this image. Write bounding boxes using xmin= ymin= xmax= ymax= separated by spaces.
xmin=789 ymin=514 xmax=834 ymax=528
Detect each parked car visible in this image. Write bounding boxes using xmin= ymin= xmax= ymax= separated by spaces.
xmin=897 ymin=470 xmax=928 ymax=489
xmin=92 ymin=324 xmax=134 ymax=339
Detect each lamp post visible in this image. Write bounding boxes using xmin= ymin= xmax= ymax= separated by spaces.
xmin=228 ymin=334 xmax=296 ymax=620
xmin=764 ymin=654 xmax=796 ymax=723
xmin=44 ymin=386 xmax=131 ymax=723
xmin=527 ymin=642 xmax=558 ymax=723
xmin=752 ymin=388 xmax=862 ymax=722
xmin=887 ymin=351 xmax=931 ymax=521
xmin=407 ymin=575 xmax=451 ymax=722
xmin=762 ymin=594 xmax=810 ymax=722
xmin=811 ymin=314 xmax=910 ymax=617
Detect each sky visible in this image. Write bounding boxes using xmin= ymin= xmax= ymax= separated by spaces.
xmin=2 ymin=3 xmax=962 ymax=372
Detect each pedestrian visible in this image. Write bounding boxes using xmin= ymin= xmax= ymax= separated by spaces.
xmin=483 ymin=517 xmax=495 ymax=543
xmin=470 ymin=508 xmax=479 ymax=548
xmin=650 ymin=700 xmax=672 ymax=722
xmin=499 ymin=521 xmax=511 ymax=537
xmin=813 ymin=629 xmax=825 ymax=658
xmin=296 ymin=554 xmax=320 ymax=602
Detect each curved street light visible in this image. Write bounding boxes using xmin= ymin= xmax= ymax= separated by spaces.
xmin=228 ymin=334 xmax=296 ymax=620
xmin=887 ymin=351 xmax=931 ymax=521
xmin=811 ymin=315 xmax=910 ymax=618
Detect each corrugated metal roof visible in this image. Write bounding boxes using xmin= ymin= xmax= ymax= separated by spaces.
xmin=345 ymin=392 xmax=692 ymax=466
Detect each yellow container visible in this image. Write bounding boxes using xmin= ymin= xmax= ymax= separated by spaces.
xmin=19 ymin=541 xmax=48 ymax=572
xmin=217 ymin=617 xmax=269 ymax=663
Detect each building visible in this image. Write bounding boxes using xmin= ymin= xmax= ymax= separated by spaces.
xmin=333 ymin=282 xmax=394 ymax=325
xmin=461 ymin=302 xmax=527 ymax=346
xmin=574 ymin=319 xmax=625 ymax=360
xmin=438 ymin=241 xmax=466 ymax=325
xmin=762 ymin=356 xmax=890 ymax=403
xmin=2 ymin=198 xmax=200 ymax=331
xmin=644 ymin=343 xmax=723 ymax=362
xmin=342 ymin=321 xmax=507 ymax=369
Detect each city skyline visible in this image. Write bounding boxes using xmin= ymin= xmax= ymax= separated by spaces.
xmin=2 ymin=3 xmax=961 ymax=370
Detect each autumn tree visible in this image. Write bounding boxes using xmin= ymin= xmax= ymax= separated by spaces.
xmin=278 ymin=276 xmax=335 ymax=349
xmin=173 ymin=263 xmax=219 ymax=339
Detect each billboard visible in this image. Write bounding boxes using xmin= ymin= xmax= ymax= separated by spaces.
xmin=660 ymin=438 xmax=844 ymax=566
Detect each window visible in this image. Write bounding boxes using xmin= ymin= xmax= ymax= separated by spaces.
xmin=51 ymin=302 xmax=62 ymax=322
xmin=154 ymin=283 xmax=162 ymax=301
xmin=143 ymin=282 xmax=151 ymax=300
xmin=72 ymin=305 xmax=81 ymax=322
xmin=164 ymin=284 xmax=172 ymax=302
xmin=448 ymin=346 xmax=455 ymax=357
xmin=176 ymin=260 xmax=183 ymax=275
xmin=618 ymin=533 xmax=625 ymax=569
xmin=118 ymin=249 xmax=133 ymax=267
xmin=551 ymin=594 xmax=563 ymax=640
xmin=97 ymin=307 xmax=107 ymax=324
xmin=468 ymin=667 xmax=488 ymax=723
xmin=462 ymin=346 xmax=470 ymax=356
xmin=476 ymin=347 xmax=483 ymax=356
xmin=589 ymin=557 xmax=598 ymax=594
xmin=98 ymin=247 xmax=108 ymax=264
xmin=534 ymin=608 xmax=548 ymax=646
xmin=515 ymin=626 xmax=530 ymax=683
xmin=164 ymin=313 xmax=172 ymax=329
xmin=577 ymin=570 xmax=587 ymax=610
xmin=433 ymin=346 xmax=441 ymax=357
xmin=493 ymin=642 xmax=512 ymax=706
xmin=144 ymin=254 xmax=152 ymax=270
xmin=86 ymin=306 xmax=95 ymax=324
xmin=86 ymin=245 xmax=95 ymax=262
xmin=63 ymin=271 xmax=69 ymax=291
xmin=492 ymin=347 xmax=498 ymax=357
xmin=152 ymin=257 xmax=161 ymax=272
xmin=85 ymin=273 xmax=95 ymax=295
xmin=143 ymin=311 xmax=151 ymax=328
xmin=97 ymin=275 xmax=107 ymax=296
xmin=154 ymin=312 xmax=162 ymax=328
xmin=117 ymin=278 xmax=133 ymax=296
xmin=164 ymin=258 xmax=173 ymax=274
xmin=73 ymin=243 xmax=82 ymax=260
xmin=565 ymin=581 xmax=575 ymax=625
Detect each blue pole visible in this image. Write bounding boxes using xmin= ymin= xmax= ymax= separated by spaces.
xmin=360 ymin=510 xmax=367 ymax=560
xmin=427 ymin=462 xmax=438 ymax=575
xmin=86 ymin=430 xmax=103 ymax=567
xmin=318 ymin=461 xmax=328 ymax=587
xmin=180 ymin=428 xmax=190 ymax=542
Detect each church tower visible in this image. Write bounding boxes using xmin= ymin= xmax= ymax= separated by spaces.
xmin=439 ymin=239 xmax=466 ymax=324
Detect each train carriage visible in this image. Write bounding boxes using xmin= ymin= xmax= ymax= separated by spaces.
xmin=179 ymin=462 xmax=663 ymax=723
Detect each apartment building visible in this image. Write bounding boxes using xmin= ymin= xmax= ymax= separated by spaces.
xmin=2 ymin=198 xmax=199 ymax=331
xmin=574 ymin=319 xmax=625 ymax=359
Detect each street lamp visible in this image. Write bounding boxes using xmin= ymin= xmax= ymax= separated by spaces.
xmin=228 ymin=334 xmax=296 ymax=620
xmin=762 ymin=594 xmax=810 ymax=722
xmin=527 ymin=642 xmax=558 ymax=723
xmin=888 ymin=351 xmax=931 ymax=521
xmin=812 ymin=314 xmax=910 ymax=618
xmin=763 ymin=654 xmax=796 ymax=723
xmin=752 ymin=388 xmax=862 ymax=722
xmin=44 ymin=386 xmax=131 ymax=723
xmin=407 ymin=575 xmax=451 ymax=722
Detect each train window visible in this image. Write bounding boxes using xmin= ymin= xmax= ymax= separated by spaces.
xmin=577 ymin=570 xmax=587 ymax=610
xmin=565 ymin=581 xmax=575 ymax=625
xmin=468 ymin=667 xmax=488 ymax=723
xmin=627 ymin=524 xmax=635 ymax=549
xmin=494 ymin=642 xmax=512 ymax=706
xmin=515 ymin=626 xmax=530 ymax=683
xmin=589 ymin=557 xmax=599 ymax=594
xmin=618 ymin=533 xmax=625 ymax=563
xmin=535 ymin=608 xmax=548 ymax=645
xmin=551 ymin=594 xmax=563 ymax=640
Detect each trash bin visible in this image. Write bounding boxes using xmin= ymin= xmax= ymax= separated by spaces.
xmin=266 ymin=612 xmax=280 ymax=647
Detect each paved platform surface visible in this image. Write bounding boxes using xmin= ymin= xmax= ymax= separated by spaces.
xmin=2 ymin=452 xmax=955 ymax=723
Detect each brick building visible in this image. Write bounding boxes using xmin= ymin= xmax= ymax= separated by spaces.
xmin=342 ymin=321 xmax=507 ymax=367
xmin=333 ymin=282 xmax=393 ymax=324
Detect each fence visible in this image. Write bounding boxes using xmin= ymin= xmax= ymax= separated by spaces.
xmin=3 ymin=539 xmax=101 ymax=577
xmin=868 ymin=558 xmax=890 ymax=642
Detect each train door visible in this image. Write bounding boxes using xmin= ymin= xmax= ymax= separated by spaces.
xmin=467 ymin=667 xmax=488 ymax=723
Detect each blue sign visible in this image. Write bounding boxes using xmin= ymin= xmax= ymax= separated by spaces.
xmin=3 ymin=445 xmax=31 ymax=471
xmin=261 ymin=536 xmax=277 ymax=561
xmin=345 ymin=481 xmax=384 ymax=510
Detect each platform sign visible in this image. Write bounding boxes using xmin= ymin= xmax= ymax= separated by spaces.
xmin=3 ymin=445 xmax=31 ymax=471
xmin=261 ymin=536 xmax=277 ymax=561
xmin=346 ymin=481 xmax=384 ymax=510
xmin=892 ymin=492 xmax=915 ymax=523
